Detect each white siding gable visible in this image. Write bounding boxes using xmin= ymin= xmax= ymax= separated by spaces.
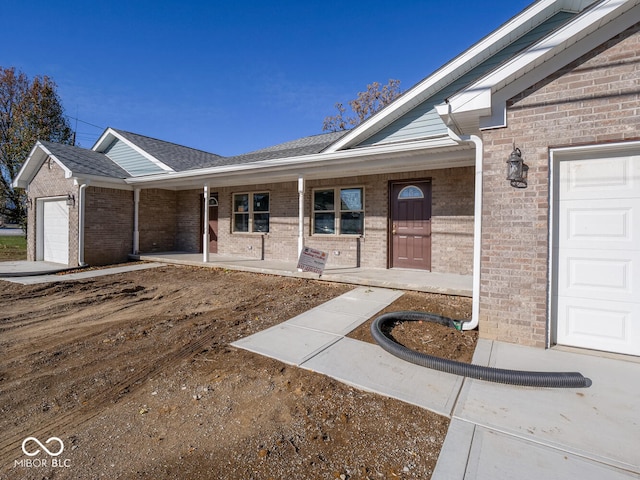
xmin=103 ymin=138 xmax=171 ymax=177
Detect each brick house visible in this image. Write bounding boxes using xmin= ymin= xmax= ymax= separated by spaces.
xmin=13 ymin=0 xmax=640 ymax=357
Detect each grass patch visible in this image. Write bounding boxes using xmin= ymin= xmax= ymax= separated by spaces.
xmin=0 ymin=235 xmax=27 ymax=261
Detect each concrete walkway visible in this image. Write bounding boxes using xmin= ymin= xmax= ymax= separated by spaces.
xmin=0 ymin=261 xmax=167 ymax=284
xmin=232 ymin=287 xmax=640 ymax=479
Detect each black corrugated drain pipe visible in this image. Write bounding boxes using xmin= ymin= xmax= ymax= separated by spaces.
xmin=371 ymin=311 xmax=592 ymax=388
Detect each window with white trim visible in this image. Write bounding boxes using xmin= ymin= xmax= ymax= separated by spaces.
xmin=233 ymin=192 xmax=269 ymax=233
xmin=313 ymin=187 xmax=364 ymax=235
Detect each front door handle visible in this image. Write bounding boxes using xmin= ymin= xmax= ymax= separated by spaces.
xmin=392 ymin=224 xmax=397 ymax=235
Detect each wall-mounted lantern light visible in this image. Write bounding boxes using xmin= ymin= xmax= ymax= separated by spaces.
xmin=506 ymin=146 xmax=528 ymax=188
xmin=66 ymin=193 xmax=75 ymax=207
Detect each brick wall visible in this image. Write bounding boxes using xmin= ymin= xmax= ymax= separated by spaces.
xmin=84 ymin=187 xmax=133 ymax=265
xmin=479 ymin=23 xmax=640 ymax=347
xmin=26 ymin=160 xmax=79 ymax=266
xmin=138 ymin=189 xmax=177 ymax=252
xmin=213 ymin=166 xmax=474 ymax=273
xmin=176 ymin=189 xmax=202 ymax=252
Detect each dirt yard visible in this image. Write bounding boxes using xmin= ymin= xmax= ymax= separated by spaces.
xmin=0 ymin=264 xmax=475 ymax=479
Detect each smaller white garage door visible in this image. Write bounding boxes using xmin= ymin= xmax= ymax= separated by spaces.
xmin=555 ymin=150 xmax=640 ymax=356
xmin=42 ymin=199 xmax=69 ymax=264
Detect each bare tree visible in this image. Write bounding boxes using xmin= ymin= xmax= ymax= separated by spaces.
xmin=323 ymin=79 xmax=402 ymax=132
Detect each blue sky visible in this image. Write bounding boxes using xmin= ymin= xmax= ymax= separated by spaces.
xmin=5 ymin=0 xmax=532 ymax=156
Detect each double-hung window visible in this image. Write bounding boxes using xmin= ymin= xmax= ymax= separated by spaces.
xmin=313 ymin=187 xmax=364 ymax=235
xmin=233 ymin=192 xmax=269 ymax=233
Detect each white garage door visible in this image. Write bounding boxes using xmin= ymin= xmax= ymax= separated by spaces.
xmin=555 ymin=151 xmax=640 ymax=356
xmin=42 ymin=199 xmax=69 ymax=264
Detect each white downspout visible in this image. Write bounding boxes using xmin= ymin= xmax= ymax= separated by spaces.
xmin=203 ymin=184 xmax=210 ymax=263
xmin=77 ymin=183 xmax=88 ymax=266
xmin=297 ymin=176 xmax=305 ymax=258
xmin=133 ymin=188 xmax=140 ymax=255
xmin=447 ymin=128 xmax=482 ymax=331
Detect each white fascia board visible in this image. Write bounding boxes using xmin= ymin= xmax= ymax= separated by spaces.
xmin=91 ymin=128 xmax=115 ymax=151
xmin=445 ymin=0 xmax=637 ymax=129
xmin=482 ymin=0 xmax=640 ymax=129
xmin=93 ymin=127 xmax=174 ymax=173
xmin=125 ymin=136 xmax=467 ymax=187
xmin=72 ymin=175 xmax=133 ymax=191
xmin=12 ymin=143 xmax=43 ymax=188
xmin=325 ymin=0 xmax=574 ymax=153
xmin=12 ymin=142 xmax=73 ymax=189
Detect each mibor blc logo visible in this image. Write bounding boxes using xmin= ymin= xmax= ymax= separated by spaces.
xmin=15 ymin=437 xmax=71 ymax=469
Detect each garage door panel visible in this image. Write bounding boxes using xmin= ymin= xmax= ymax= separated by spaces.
xmin=556 ymin=151 xmax=640 ymax=356
xmin=560 ymin=155 xmax=640 ymax=200
xmin=558 ymin=249 xmax=637 ymax=302
xmin=557 ymin=297 xmax=639 ymax=356
xmin=559 ymin=200 xmax=638 ymax=250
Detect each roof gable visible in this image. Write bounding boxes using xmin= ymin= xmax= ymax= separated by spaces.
xmin=325 ymin=0 xmax=596 ymax=152
xmin=357 ymin=11 xmax=577 ymax=147
xmin=12 ymin=141 xmax=129 ymax=189
xmin=440 ymin=0 xmax=640 ymax=133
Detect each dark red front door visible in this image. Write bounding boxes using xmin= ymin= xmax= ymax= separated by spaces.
xmin=390 ymin=181 xmax=432 ymax=270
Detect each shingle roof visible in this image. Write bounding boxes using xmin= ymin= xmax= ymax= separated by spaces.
xmin=39 ymin=129 xmax=351 ymax=181
xmin=40 ymin=141 xmax=130 ymax=179
xmin=224 ymin=130 xmax=349 ymax=165
xmin=112 ymin=129 xmax=225 ymax=171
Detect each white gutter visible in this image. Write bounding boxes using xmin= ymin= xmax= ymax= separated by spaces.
xmin=446 ymin=128 xmax=482 ymax=331
xmin=77 ymin=183 xmax=88 ymax=266
xmin=297 ymin=176 xmax=305 ymax=258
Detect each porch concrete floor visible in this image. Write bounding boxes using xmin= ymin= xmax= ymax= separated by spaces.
xmin=132 ymin=252 xmax=473 ymax=297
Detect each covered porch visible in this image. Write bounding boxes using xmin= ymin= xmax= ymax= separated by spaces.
xmin=132 ymin=252 xmax=473 ymax=297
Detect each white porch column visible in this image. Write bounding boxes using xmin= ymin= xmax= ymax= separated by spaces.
xmin=133 ymin=188 xmax=140 ymax=255
xmin=203 ymin=184 xmax=210 ymax=263
xmin=298 ymin=176 xmax=305 ymax=258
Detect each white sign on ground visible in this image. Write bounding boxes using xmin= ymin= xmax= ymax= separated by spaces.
xmin=297 ymin=247 xmax=328 ymax=275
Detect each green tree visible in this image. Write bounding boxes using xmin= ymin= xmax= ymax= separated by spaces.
xmin=0 ymin=67 xmax=73 ymax=227
xmin=322 ymin=79 xmax=402 ymax=132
